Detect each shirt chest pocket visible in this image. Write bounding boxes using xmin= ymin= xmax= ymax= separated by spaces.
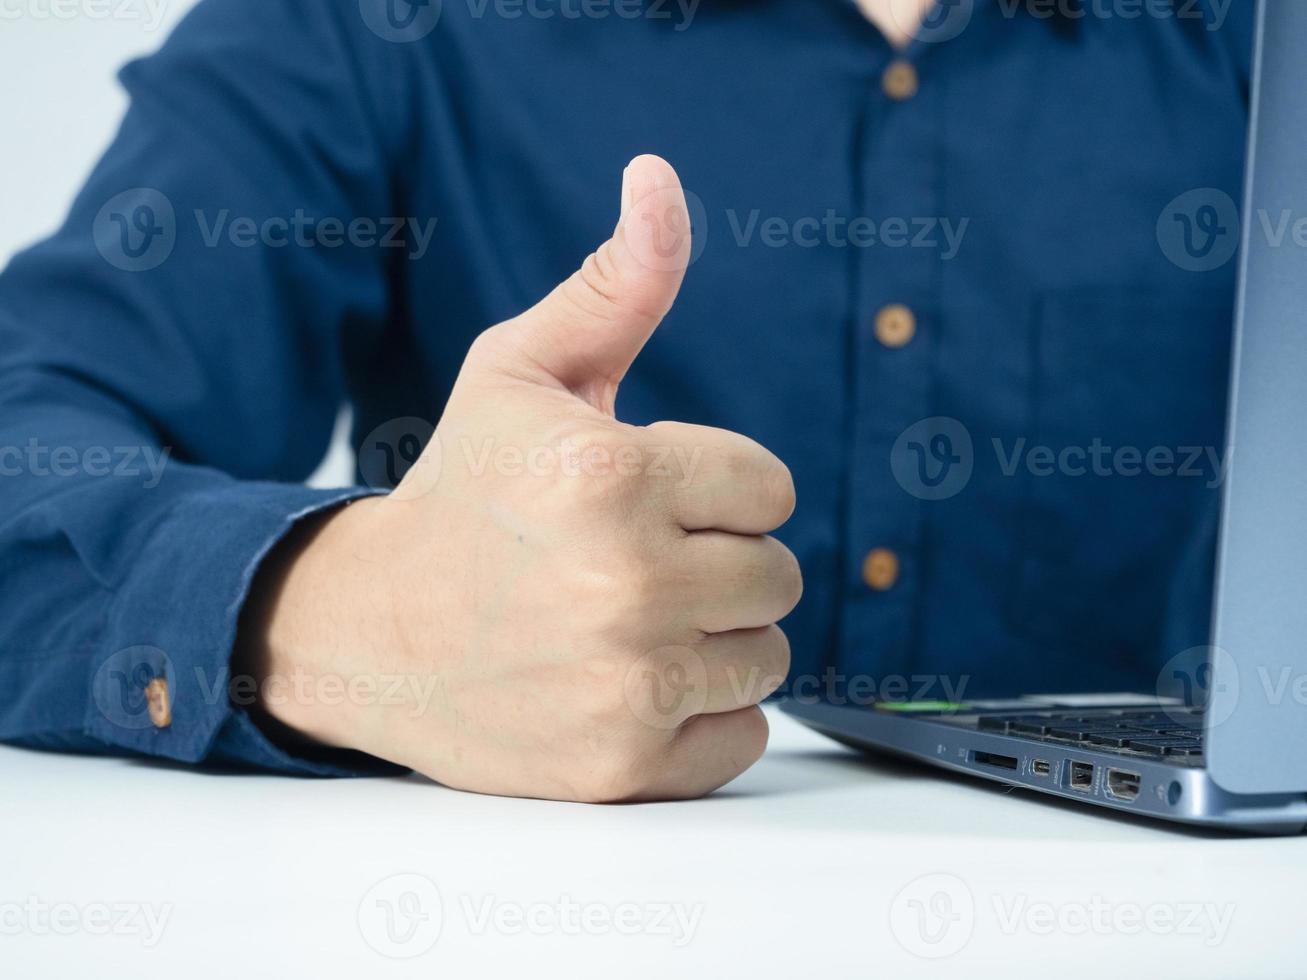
xmin=1007 ymin=285 xmax=1234 ymax=670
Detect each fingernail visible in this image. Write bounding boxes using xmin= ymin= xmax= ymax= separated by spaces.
xmin=620 ymin=164 xmax=632 ymax=221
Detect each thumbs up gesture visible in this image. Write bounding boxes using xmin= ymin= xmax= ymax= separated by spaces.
xmin=241 ymin=156 xmax=802 ymax=801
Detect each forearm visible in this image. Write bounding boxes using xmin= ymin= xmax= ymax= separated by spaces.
xmin=0 ymin=0 xmax=400 ymax=772
xmin=0 ymin=371 xmax=383 ymax=769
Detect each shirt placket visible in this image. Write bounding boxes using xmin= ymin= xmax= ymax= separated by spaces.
xmin=840 ymin=46 xmax=941 ymax=693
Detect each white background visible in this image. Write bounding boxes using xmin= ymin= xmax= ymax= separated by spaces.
xmin=1 ymin=1 xmax=194 ymax=265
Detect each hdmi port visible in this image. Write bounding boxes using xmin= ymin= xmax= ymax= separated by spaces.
xmin=1106 ymin=769 xmax=1141 ymax=801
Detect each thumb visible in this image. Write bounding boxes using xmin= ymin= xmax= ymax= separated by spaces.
xmin=490 ymin=154 xmax=692 ymax=414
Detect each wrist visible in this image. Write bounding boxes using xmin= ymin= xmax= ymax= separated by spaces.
xmin=234 ymin=497 xmax=385 ymax=751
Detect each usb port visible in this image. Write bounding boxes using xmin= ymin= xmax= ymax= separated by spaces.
xmin=1068 ymin=761 xmax=1094 ymax=792
xmin=973 ymin=751 xmax=1018 ymax=771
xmin=1106 ymin=769 xmax=1141 ymax=801
xmin=1031 ymin=760 xmax=1051 ymax=777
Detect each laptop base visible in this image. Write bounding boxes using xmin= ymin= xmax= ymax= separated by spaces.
xmin=780 ymin=696 xmax=1307 ymax=835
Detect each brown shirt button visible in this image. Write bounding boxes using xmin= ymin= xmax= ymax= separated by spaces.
xmin=862 ymin=548 xmax=901 ymax=591
xmin=875 ymin=304 xmax=917 ymax=348
xmin=882 ymin=60 xmax=919 ymax=101
xmin=145 ymin=677 xmax=172 ymax=728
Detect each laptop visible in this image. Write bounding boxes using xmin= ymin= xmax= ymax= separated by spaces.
xmin=781 ymin=0 xmax=1307 ymax=834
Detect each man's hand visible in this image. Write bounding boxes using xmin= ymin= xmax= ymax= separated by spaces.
xmin=238 ymin=155 xmax=801 ymax=802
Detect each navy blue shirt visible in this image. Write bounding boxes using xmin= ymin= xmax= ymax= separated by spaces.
xmin=0 ymin=0 xmax=1254 ymax=773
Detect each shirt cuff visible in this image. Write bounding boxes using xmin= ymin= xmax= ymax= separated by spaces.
xmin=83 ymin=481 xmax=404 ymax=777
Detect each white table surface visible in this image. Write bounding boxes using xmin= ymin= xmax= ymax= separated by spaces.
xmin=2 ymin=706 xmax=1301 ymax=979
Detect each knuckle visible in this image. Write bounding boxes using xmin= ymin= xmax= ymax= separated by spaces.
xmin=765 ymin=460 xmax=798 ymax=525
xmin=465 ymin=320 xmax=518 ymax=370
xmin=565 ymin=244 xmax=627 ymax=323
xmin=611 ymin=549 xmax=661 ymax=606
xmin=574 ymin=657 xmax=629 ymax=723
xmin=762 ymin=539 xmax=803 ymax=616
xmin=726 ymin=627 xmax=790 ymax=705
xmin=738 ymin=706 xmax=771 ymax=762
xmin=580 ymin=551 xmax=662 ymax=639
xmin=719 ymin=707 xmax=770 ymax=773
xmin=554 ymin=462 xmax=621 ymax=513
xmin=550 ymin=427 xmax=649 ymax=512
xmin=761 ymin=624 xmax=792 ymax=686
xmin=641 ymin=419 xmax=679 ymax=441
xmin=724 ymin=441 xmax=795 ymax=527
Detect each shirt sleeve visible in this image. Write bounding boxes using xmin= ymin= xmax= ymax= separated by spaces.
xmin=0 ymin=0 xmax=412 ymax=776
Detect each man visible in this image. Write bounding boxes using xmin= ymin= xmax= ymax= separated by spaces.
xmin=0 ymin=0 xmax=1250 ymax=800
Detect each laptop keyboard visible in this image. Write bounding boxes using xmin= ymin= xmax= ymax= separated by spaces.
xmin=973 ymin=708 xmax=1205 ymax=760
